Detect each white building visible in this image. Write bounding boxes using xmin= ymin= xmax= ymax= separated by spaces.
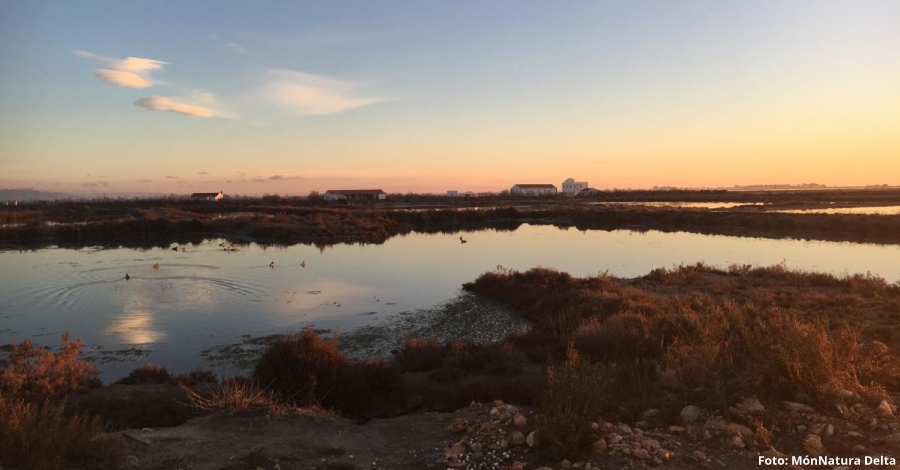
xmin=446 ymin=190 xmax=459 ymax=197
xmin=510 ymin=184 xmax=558 ymax=196
xmin=561 ymin=178 xmax=588 ymax=195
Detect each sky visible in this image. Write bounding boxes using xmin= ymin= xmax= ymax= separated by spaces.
xmin=1 ymin=1 xmax=898 ymax=196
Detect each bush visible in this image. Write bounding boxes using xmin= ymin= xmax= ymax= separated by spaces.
xmin=174 ymin=368 xmax=218 ymax=386
xmin=115 ymin=363 xmax=173 ymax=385
xmin=253 ymin=328 xmax=348 ymax=405
xmin=0 ymin=396 xmax=125 ymax=470
xmin=535 ymin=344 xmax=610 ymax=461
xmin=0 ymin=332 xmax=99 ymax=403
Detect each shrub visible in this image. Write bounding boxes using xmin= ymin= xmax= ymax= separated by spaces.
xmin=115 ymin=363 xmax=173 ymax=385
xmin=0 ymin=332 xmax=99 ymax=403
xmin=535 ymin=344 xmax=610 ymax=461
xmin=174 ymin=368 xmax=218 ymax=386
xmin=253 ymin=328 xmax=348 ymax=404
xmin=395 ymin=337 xmax=445 ymax=371
xmin=0 ymin=396 xmax=125 ymax=470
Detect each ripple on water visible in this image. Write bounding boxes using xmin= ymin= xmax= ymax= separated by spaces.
xmin=11 ymin=263 xmax=264 ymax=316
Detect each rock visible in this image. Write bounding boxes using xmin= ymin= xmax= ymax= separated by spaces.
xmin=526 ymin=431 xmax=537 ymax=448
xmin=703 ymin=430 xmax=713 ymax=441
xmin=640 ymin=438 xmax=661 ymax=450
xmin=847 ymin=431 xmax=864 ymax=439
xmin=668 ymin=425 xmax=685 ymax=434
xmin=559 ymin=459 xmax=572 ymax=469
xmin=592 ymin=438 xmax=608 ymax=454
xmin=447 ymin=418 xmax=468 ymax=433
xmin=737 ymin=397 xmax=765 ymax=415
xmin=876 ymin=399 xmax=894 ymax=416
xmin=641 ymin=409 xmax=662 ymax=423
xmin=509 ymin=430 xmax=526 ymax=446
xmin=825 ymin=424 xmax=835 ymax=437
xmin=802 ymin=434 xmax=824 ymax=456
xmin=511 ymin=462 xmax=525 ymax=470
xmin=512 ymin=413 xmax=527 ymax=427
xmin=852 ymin=444 xmax=868 ymax=454
xmin=442 ymin=443 xmax=466 ymax=458
xmin=796 ymin=424 xmax=807 ymax=433
xmin=618 ymin=423 xmax=633 ymax=435
xmin=782 ymin=401 xmax=814 ymax=414
xmin=691 ymin=450 xmax=707 ymax=462
xmin=729 ymin=436 xmax=745 ymax=448
xmin=680 ymin=405 xmax=702 ymax=425
xmin=473 ymin=452 xmax=484 ymax=462
xmin=704 ymin=416 xmax=727 ymax=436
xmin=632 ymin=448 xmax=651 ymax=460
xmin=884 ymin=433 xmax=900 ymax=445
xmin=728 ymin=423 xmax=753 ymax=439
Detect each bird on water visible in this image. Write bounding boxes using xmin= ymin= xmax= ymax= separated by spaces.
xmin=125 ymin=273 xmax=130 ymax=281
xmin=153 ymin=263 xmax=159 ymax=269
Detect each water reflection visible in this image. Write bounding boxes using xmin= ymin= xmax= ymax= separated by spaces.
xmin=772 ymin=206 xmax=900 ymax=215
xmin=101 ymin=310 xmax=165 ymax=344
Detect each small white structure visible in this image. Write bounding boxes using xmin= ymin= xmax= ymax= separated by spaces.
xmin=447 ymin=190 xmax=459 ymax=197
xmin=562 ymin=178 xmax=589 ymax=195
xmin=191 ymin=191 xmax=224 ymax=201
xmin=323 ymin=189 xmax=387 ymax=201
xmin=577 ymin=187 xmax=600 ymax=196
xmin=510 ymin=184 xmax=558 ymax=196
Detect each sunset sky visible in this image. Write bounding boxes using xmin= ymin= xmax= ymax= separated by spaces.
xmin=1 ymin=1 xmax=898 ymax=196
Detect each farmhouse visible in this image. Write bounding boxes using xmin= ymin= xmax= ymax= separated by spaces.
xmin=323 ymin=189 xmax=387 ymax=201
xmin=561 ymin=178 xmax=589 ymax=195
xmin=510 ymin=184 xmax=557 ymax=196
xmin=190 ymin=191 xmax=224 ymax=201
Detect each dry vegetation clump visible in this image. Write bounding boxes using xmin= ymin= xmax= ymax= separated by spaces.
xmin=465 ymin=264 xmax=900 ymax=456
xmin=0 ymin=332 xmax=100 ymax=402
xmin=114 ymin=363 xmax=173 ymax=385
xmin=173 ymin=368 xmax=218 ymax=386
xmin=396 ymin=337 xmax=526 ymax=377
xmin=182 ymin=376 xmax=279 ymax=413
xmin=252 ymin=328 xmax=401 ymax=418
xmin=0 ymin=333 xmax=124 ymax=470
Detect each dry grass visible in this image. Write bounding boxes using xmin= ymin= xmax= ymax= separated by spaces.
xmin=182 ymin=377 xmax=279 ymax=413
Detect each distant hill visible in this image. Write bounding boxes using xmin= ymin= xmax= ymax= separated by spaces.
xmin=0 ymin=189 xmax=77 ymax=201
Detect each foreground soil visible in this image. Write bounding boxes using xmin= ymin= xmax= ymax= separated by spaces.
xmin=110 ymin=398 xmax=899 ymax=470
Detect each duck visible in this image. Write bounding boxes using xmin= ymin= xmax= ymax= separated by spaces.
xmin=152 ymin=263 xmax=159 ymax=269
xmin=300 ymin=261 xmax=306 ymax=268
xmin=125 ymin=273 xmax=130 ymax=281
xmin=269 ymin=261 xmax=275 ymax=269
xmin=171 ymin=246 xmax=178 ymax=251
xmin=460 ymin=236 xmax=467 ymax=244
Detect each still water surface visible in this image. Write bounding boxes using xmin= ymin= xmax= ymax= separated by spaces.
xmin=2 ymin=224 xmax=899 ymax=381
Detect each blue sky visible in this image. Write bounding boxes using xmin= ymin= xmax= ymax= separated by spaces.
xmin=1 ymin=1 xmax=898 ymax=195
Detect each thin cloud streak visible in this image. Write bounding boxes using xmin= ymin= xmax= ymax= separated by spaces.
xmin=225 ymin=42 xmax=249 ymax=55
xmin=257 ymin=69 xmax=389 ymax=116
xmin=134 ymin=97 xmax=214 ymax=117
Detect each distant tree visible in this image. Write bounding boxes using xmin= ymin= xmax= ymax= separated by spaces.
xmin=308 ymin=190 xmax=322 ymax=200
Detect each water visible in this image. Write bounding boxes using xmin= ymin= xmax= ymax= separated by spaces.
xmin=590 ymin=202 xmax=767 ymax=209
xmin=2 ymin=224 xmax=899 ymax=381
xmin=771 ymin=205 xmax=900 ymax=215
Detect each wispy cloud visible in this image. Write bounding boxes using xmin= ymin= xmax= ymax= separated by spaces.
xmin=75 ymin=50 xmax=166 ymax=88
xmin=225 ymin=42 xmax=249 ymax=55
xmin=166 ymin=175 xmax=177 ymax=179
xmin=137 ymin=178 xmax=152 ymax=183
xmin=256 ymin=69 xmax=389 ymax=116
xmin=198 ymin=171 xmax=208 ymax=175
xmin=134 ymin=97 xmax=215 ymax=117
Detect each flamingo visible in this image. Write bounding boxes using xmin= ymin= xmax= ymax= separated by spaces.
xmin=269 ymin=261 xmax=275 ymax=269
xmin=152 ymin=263 xmax=159 ymax=269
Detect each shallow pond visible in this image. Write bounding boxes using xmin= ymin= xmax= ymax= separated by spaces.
xmin=2 ymin=224 xmax=899 ymax=381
